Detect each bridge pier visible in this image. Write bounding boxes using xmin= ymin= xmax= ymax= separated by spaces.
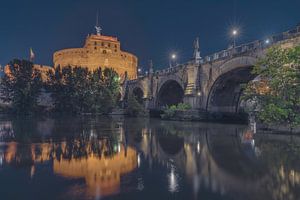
xmin=183 ymin=95 xmax=201 ymax=109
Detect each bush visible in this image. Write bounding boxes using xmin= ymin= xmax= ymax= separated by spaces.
xmin=125 ymin=94 xmax=148 ymax=117
xmin=161 ymin=103 xmax=192 ymax=119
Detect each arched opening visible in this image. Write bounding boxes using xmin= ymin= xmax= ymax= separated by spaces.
xmin=207 ymin=129 xmax=267 ymax=179
xmin=207 ymin=67 xmax=256 ymax=113
xmin=157 ymin=80 xmax=184 ymax=107
xmin=132 ymin=87 xmax=144 ymax=104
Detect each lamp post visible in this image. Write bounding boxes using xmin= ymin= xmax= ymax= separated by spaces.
xmin=138 ymin=68 xmax=141 ymax=76
xmin=169 ymin=54 xmax=177 ymax=68
xmin=232 ymin=29 xmax=238 ymax=47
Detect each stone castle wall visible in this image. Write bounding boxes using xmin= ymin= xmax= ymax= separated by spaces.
xmin=53 ymin=34 xmax=138 ymax=80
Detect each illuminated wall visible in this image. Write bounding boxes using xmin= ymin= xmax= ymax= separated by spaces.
xmin=53 ymin=34 xmax=138 ymax=80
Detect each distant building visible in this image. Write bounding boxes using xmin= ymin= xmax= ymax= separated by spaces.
xmin=4 ymin=63 xmax=53 ymax=81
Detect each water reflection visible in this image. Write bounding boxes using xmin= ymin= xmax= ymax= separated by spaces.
xmin=0 ymin=116 xmax=300 ymax=200
xmin=1 ymin=139 xmax=137 ymax=198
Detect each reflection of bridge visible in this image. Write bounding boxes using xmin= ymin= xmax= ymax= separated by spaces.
xmin=135 ymin=126 xmax=270 ymax=198
xmin=124 ymin=24 xmax=300 ymax=114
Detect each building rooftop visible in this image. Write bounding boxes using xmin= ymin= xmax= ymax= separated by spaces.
xmin=88 ymin=34 xmax=118 ymax=42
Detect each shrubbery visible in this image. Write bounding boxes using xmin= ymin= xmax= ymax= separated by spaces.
xmin=125 ymin=94 xmax=148 ymax=117
xmin=161 ymin=103 xmax=192 ymax=119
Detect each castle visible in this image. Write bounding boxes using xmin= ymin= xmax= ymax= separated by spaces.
xmin=53 ymin=25 xmax=138 ymax=80
xmin=5 ymin=24 xmax=138 ymax=81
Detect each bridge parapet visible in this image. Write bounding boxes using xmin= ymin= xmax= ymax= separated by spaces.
xmin=202 ymin=25 xmax=300 ymax=64
xmin=153 ymin=63 xmax=186 ymax=76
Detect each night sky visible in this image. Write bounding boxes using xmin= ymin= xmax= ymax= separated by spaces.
xmin=1 ymin=0 xmax=300 ymax=70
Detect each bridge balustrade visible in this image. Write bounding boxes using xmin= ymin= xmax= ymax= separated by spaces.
xmin=201 ymin=26 xmax=300 ymax=64
xmin=129 ymin=24 xmax=300 ymax=82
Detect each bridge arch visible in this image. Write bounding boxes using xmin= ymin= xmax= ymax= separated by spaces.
xmin=206 ymin=56 xmax=258 ymax=113
xmin=157 ymin=79 xmax=185 ymax=107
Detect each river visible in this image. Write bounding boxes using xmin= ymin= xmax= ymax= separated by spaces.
xmin=0 ymin=115 xmax=299 ymax=200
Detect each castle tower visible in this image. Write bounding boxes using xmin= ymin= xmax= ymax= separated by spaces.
xmin=53 ymin=15 xmax=138 ymax=80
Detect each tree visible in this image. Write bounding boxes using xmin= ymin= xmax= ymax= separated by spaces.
xmin=46 ymin=66 xmax=120 ymax=114
xmin=125 ymin=93 xmax=147 ymax=117
xmin=47 ymin=66 xmax=74 ymax=113
xmin=0 ymin=59 xmax=42 ymax=114
xmin=243 ymin=46 xmax=300 ymax=128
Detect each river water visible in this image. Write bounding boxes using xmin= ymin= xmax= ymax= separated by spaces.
xmin=0 ymin=116 xmax=299 ymax=200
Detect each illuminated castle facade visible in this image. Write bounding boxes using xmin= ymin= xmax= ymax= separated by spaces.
xmin=53 ymin=28 xmax=138 ymax=80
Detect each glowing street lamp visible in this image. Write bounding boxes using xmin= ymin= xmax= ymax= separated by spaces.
xmin=265 ymin=39 xmax=270 ymax=44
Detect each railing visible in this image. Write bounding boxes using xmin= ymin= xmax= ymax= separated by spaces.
xmin=201 ymin=25 xmax=300 ymax=64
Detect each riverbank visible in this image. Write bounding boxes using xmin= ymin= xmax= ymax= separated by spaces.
xmin=158 ymin=109 xmax=300 ymax=134
xmin=158 ymin=109 xmax=248 ymax=124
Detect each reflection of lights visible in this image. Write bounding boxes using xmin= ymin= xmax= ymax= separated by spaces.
xmin=197 ymin=91 xmax=201 ymax=96
xmin=30 ymin=165 xmax=35 ymax=178
xmin=254 ymin=147 xmax=261 ymax=156
xmin=0 ymin=155 xmax=3 ymax=166
xmin=197 ymin=142 xmax=200 ymax=153
xmin=265 ymin=39 xmax=270 ymax=44
xmin=168 ymin=166 xmax=179 ymax=193
xmin=118 ymin=144 xmax=121 ymax=153
xmin=251 ymin=139 xmax=255 ymax=148
xmin=137 ymin=177 xmax=144 ymax=191
xmin=137 ymin=153 xmax=141 ymax=168
xmin=113 ymin=144 xmax=118 ymax=153
xmin=90 ymin=130 xmax=95 ymax=138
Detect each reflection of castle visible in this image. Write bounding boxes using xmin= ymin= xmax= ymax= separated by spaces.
xmin=54 ymin=145 xmax=137 ymax=196
xmin=2 ymin=139 xmax=137 ymax=197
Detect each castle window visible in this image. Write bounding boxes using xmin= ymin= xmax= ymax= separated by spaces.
xmin=101 ymin=42 xmax=104 ymax=46
xmin=108 ymin=43 xmax=111 ymax=47
xmin=94 ymin=47 xmax=97 ymax=50
xmin=103 ymin=50 xmax=107 ymax=54
xmin=94 ymin=42 xmax=97 ymax=45
xmin=115 ymin=44 xmax=117 ymax=48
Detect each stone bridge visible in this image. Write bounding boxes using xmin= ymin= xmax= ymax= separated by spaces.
xmin=123 ymin=24 xmax=300 ymax=115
